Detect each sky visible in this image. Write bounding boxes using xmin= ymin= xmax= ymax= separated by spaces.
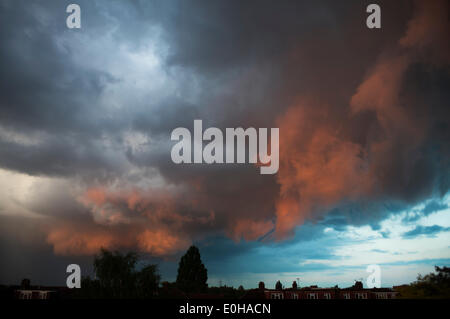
xmin=0 ymin=0 xmax=449 ymax=289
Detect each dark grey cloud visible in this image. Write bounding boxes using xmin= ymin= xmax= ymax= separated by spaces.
xmin=0 ymin=0 xmax=449 ymax=285
xmin=0 ymin=1 xmax=113 ymax=133
xmin=422 ymin=200 xmax=448 ymax=215
xmin=0 ymin=215 xmax=94 ymax=285
xmin=403 ymin=225 xmax=450 ymax=238
xmin=403 ymin=198 xmax=448 ymax=223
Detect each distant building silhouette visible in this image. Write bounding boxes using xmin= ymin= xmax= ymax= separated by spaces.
xmin=242 ymin=281 xmax=398 ymax=300
xmin=15 ymin=289 xmax=56 ymax=300
xmin=258 ymin=281 xmax=265 ymax=290
xmin=292 ymin=281 xmax=297 ymax=290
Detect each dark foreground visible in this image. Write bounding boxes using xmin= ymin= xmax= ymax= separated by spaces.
xmin=6 ymin=299 xmax=449 ymax=318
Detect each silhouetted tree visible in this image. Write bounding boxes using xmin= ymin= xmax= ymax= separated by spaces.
xmin=84 ymin=248 xmax=159 ymax=298
xmin=292 ymin=281 xmax=297 ymax=290
xmin=137 ymin=264 xmax=161 ymax=298
xmin=176 ymin=246 xmax=208 ymax=293
xmin=275 ymin=280 xmax=282 ymax=290
xmin=94 ymin=249 xmax=138 ymax=297
xmin=398 ymin=266 xmax=450 ymax=299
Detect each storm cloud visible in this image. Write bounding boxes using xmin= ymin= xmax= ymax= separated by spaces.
xmin=0 ymin=0 xmax=449 ymax=285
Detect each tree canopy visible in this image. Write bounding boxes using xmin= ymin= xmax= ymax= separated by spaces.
xmin=397 ymin=266 xmax=450 ymax=299
xmin=176 ymin=245 xmax=208 ymax=293
xmin=75 ymin=248 xmax=160 ymax=298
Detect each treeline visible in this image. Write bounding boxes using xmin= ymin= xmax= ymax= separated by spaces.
xmin=73 ymin=249 xmax=160 ymax=298
xmin=71 ymin=245 xmax=245 ymax=299
xmin=397 ymin=266 xmax=450 ymax=299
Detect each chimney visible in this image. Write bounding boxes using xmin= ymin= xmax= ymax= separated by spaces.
xmin=258 ymin=281 xmax=265 ymax=290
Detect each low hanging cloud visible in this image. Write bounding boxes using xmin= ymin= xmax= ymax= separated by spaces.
xmin=274 ymin=104 xmax=374 ymax=237
xmin=402 ymin=225 xmax=450 ymax=239
xmin=272 ymin=0 xmax=449 ymax=238
xmin=0 ymin=0 xmax=448 ymax=259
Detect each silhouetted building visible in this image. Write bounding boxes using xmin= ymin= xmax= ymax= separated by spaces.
xmin=15 ymin=289 xmax=56 ymax=300
xmin=246 ymin=281 xmax=398 ymax=300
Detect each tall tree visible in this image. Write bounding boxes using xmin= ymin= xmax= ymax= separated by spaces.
xmin=71 ymin=249 xmax=160 ymax=298
xmin=137 ymin=264 xmax=161 ymax=298
xmin=93 ymin=249 xmax=138 ymax=298
xmin=176 ymin=246 xmax=208 ymax=293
